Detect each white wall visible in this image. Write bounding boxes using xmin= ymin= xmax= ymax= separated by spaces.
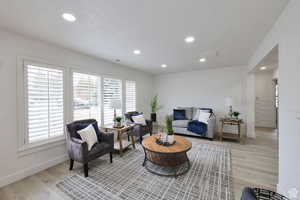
xmin=245 ymin=73 xmax=256 ymax=138
xmin=255 ymin=71 xmax=276 ymax=128
xmin=0 ymin=29 xmax=153 ymax=187
xmin=248 ymin=0 xmax=300 ymax=195
xmin=153 ymin=66 xmax=248 ymax=133
xmin=273 ymin=68 xmax=279 ymax=79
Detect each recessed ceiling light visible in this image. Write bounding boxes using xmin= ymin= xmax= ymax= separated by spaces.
xmin=133 ymin=49 xmax=141 ymax=55
xmin=185 ymin=36 xmax=195 ymax=43
xmin=260 ymin=66 xmax=267 ymax=70
xmin=161 ymin=64 xmax=167 ymax=68
xmin=199 ymin=58 xmax=206 ymax=63
xmin=62 ymin=13 xmax=76 ymax=22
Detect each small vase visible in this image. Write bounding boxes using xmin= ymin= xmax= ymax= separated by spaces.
xmin=115 ymin=121 xmax=121 ymax=127
xmin=151 ymin=113 xmax=156 ymax=122
xmin=167 ymin=135 xmax=174 ymax=144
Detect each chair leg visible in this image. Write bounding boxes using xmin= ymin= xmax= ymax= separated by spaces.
xmin=110 ymin=152 xmax=113 ymax=163
xmin=139 ymin=136 xmax=143 ymax=144
xmin=69 ymin=159 xmax=74 ymax=171
xmin=83 ymin=163 xmax=88 ymax=177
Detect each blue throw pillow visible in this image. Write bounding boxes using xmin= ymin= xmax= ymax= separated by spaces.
xmin=174 ymin=109 xmax=186 ymax=120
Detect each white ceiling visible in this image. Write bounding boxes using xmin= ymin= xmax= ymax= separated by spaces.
xmin=0 ymin=0 xmax=289 ymax=74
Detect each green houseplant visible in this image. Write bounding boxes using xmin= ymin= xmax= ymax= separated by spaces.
xmin=164 ymin=115 xmax=174 ymax=144
xmin=165 ymin=115 xmax=173 ymax=135
xmin=150 ymin=95 xmax=159 ymax=122
xmin=115 ymin=116 xmax=122 ymax=122
xmin=115 ymin=116 xmax=122 ymax=127
xmin=232 ymin=111 xmax=240 ymax=119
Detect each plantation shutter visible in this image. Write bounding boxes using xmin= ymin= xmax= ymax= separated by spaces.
xmin=26 ymin=64 xmax=64 ymax=143
xmin=73 ymin=72 xmax=101 ymax=123
xmin=103 ymin=78 xmax=122 ymax=125
xmin=126 ymin=80 xmax=136 ymax=112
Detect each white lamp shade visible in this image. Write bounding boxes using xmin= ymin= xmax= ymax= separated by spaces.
xmin=225 ymin=97 xmax=233 ymax=106
xmin=110 ymin=99 xmax=121 ymax=109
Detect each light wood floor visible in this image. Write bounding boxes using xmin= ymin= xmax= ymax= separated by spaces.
xmin=0 ymin=128 xmax=278 ymax=200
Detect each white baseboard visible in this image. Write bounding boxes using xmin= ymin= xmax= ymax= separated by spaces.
xmin=0 ymin=154 xmax=68 ymax=188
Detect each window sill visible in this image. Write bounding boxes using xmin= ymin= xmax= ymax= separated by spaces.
xmin=18 ymin=136 xmax=66 ymax=157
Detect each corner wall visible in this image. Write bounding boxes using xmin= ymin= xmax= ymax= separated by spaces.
xmin=248 ymin=0 xmax=300 ymax=194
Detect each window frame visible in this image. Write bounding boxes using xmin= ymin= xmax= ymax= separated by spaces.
xmin=71 ymin=70 xmax=102 ymax=125
xmin=102 ymin=76 xmax=123 ymax=125
xmin=17 ymin=56 xmax=138 ymax=156
xmin=17 ymin=57 xmax=67 ymax=155
xmin=125 ymin=80 xmax=137 ymax=112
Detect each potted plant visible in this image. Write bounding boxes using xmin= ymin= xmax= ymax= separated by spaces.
xmin=232 ymin=111 xmax=240 ymax=119
xmin=165 ymin=115 xmax=174 ymax=143
xmin=115 ymin=116 xmax=122 ymax=127
xmin=150 ymin=95 xmax=159 ymax=122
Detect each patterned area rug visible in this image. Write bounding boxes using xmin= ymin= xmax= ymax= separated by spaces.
xmin=56 ymin=143 xmax=233 ymax=200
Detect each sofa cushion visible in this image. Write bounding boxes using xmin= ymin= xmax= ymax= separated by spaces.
xmin=76 ymin=122 xmax=102 ymax=142
xmin=132 ymin=114 xmax=146 ymax=125
xmin=173 ymin=109 xmax=186 ymax=120
xmin=77 ymin=124 xmax=98 ymax=151
xmin=193 ymin=108 xmax=213 ymax=120
xmin=88 ymin=142 xmax=111 ymax=160
xmin=172 ymin=120 xmax=190 ymax=128
xmin=177 ymin=107 xmax=193 ymax=120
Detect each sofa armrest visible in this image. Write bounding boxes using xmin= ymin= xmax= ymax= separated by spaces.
xmin=68 ymin=138 xmax=88 ymax=162
xmin=206 ymin=115 xmax=216 ymax=139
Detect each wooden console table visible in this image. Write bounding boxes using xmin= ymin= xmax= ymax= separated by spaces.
xmin=220 ymin=118 xmax=243 ymax=143
xmin=102 ymin=124 xmax=135 ymax=156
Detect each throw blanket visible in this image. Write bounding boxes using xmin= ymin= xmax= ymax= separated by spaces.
xmin=187 ymin=120 xmax=207 ymax=136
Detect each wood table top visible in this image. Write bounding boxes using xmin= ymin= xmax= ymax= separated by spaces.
xmin=102 ymin=124 xmax=134 ymax=131
xmin=142 ymin=135 xmax=192 ymax=154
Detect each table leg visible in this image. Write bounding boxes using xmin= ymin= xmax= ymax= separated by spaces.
xmin=142 ymin=146 xmax=147 ymax=166
xmin=238 ymin=123 xmax=241 ymax=144
xmin=131 ymin=135 xmax=136 ymax=149
xmin=220 ymin=122 xmax=224 ymax=141
xmin=118 ymin=130 xmax=123 ymax=157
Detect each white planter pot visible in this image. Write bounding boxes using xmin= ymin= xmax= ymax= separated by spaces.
xmin=167 ymin=135 xmax=174 ymax=143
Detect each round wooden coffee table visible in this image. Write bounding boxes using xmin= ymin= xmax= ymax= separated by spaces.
xmin=142 ymin=135 xmax=192 ymax=178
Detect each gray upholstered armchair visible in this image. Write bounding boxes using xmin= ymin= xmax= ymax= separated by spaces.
xmin=124 ymin=112 xmax=153 ymax=143
xmin=66 ymin=119 xmax=114 ymax=177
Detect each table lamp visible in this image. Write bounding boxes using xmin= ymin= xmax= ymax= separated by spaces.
xmin=225 ymin=97 xmax=233 ymax=117
xmin=110 ymin=99 xmax=121 ymax=122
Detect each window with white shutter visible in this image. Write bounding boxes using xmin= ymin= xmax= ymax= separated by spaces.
xmin=103 ymin=78 xmax=122 ymax=125
xmin=126 ymin=80 xmax=136 ymax=112
xmin=73 ymin=72 xmax=101 ymax=123
xmin=25 ymin=63 xmax=64 ymax=143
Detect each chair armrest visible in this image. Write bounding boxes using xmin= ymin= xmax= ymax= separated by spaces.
xmin=101 ymin=132 xmax=114 ymax=146
xmin=146 ymin=119 xmax=152 ymax=126
xmin=68 ymin=138 xmax=88 ymax=162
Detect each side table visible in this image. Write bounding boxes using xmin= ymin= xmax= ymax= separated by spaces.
xmin=102 ymin=124 xmax=136 ymax=156
xmin=220 ymin=118 xmax=244 ymax=143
